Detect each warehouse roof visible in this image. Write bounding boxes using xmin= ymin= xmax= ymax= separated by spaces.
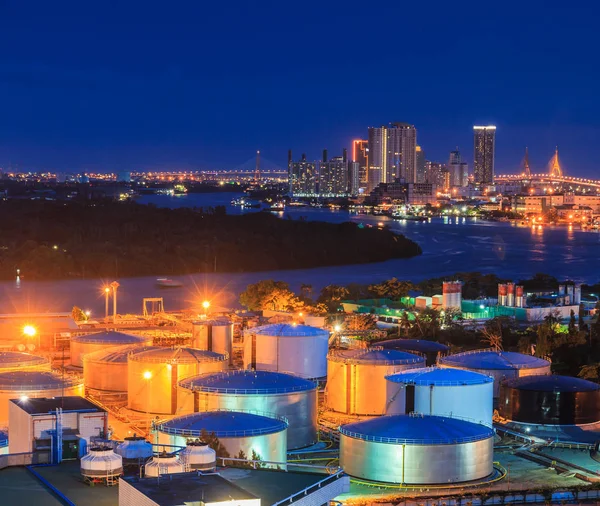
xmin=377 ymin=339 xmax=449 ymax=353
xmin=439 ymin=349 xmax=550 ymax=370
xmin=328 ymin=348 xmax=424 ymax=365
xmin=179 ymin=370 xmax=316 ymax=395
xmin=503 ymin=375 xmax=600 ymax=392
xmin=340 ymin=414 xmax=493 ymax=445
xmin=72 ymin=330 xmax=147 ymax=344
xmin=386 ymin=367 xmax=493 ymax=386
xmin=251 ymin=324 xmax=329 ymax=337
xmin=156 ymin=411 xmax=288 ymax=438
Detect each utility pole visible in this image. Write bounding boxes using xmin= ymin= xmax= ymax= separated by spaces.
xmin=110 ymin=281 xmax=120 ymax=324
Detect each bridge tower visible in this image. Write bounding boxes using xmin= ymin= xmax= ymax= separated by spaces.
xmin=254 ymin=150 xmax=261 ymax=182
xmin=523 ymin=147 xmax=531 ymax=177
xmin=549 ymin=146 xmax=562 ymax=177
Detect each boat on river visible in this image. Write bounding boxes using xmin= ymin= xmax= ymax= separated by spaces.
xmin=155 ymin=278 xmax=183 ymax=289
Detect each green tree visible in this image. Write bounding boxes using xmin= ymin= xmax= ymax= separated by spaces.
xmin=579 ymin=364 xmax=600 ymax=381
xmin=368 ymin=278 xmax=414 ymax=300
xmin=318 ymin=285 xmax=350 ymax=312
xmin=239 ymin=280 xmax=294 ymax=311
xmin=199 ymin=429 xmax=230 ymax=459
xmin=71 ymin=306 xmax=88 ymax=322
xmin=568 ymin=310 xmax=577 ymax=335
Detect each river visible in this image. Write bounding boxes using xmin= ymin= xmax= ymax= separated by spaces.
xmin=1 ymin=192 xmax=598 ymax=315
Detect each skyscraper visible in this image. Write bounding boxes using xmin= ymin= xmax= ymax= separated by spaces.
xmin=318 ymin=149 xmax=348 ymax=196
xmin=288 ymin=152 xmax=317 ymax=196
xmin=416 ymin=145 xmax=426 ymax=183
xmin=448 ymin=148 xmax=469 ymax=187
xmin=473 ymin=126 xmax=496 ymax=185
xmin=352 ymin=139 xmax=369 ymax=192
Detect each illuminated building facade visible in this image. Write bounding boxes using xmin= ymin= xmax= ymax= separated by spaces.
xmin=288 ymin=152 xmax=317 ymax=196
xmin=473 ymin=126 xmax=496 ymax=185
xmin=352 ymin=140 xmax=369 ymax=192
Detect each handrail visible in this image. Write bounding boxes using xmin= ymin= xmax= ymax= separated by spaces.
xmin=271 ymin=470 xmax=346 ymax=506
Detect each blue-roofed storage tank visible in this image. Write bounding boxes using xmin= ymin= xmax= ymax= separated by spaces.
xmin=178 ymin=370 xmax=317 ymax=449
xmin=377 ymin=339 xmax=449 ymax=366
xmin=385 ymin=367 xmax=493 ymax=426
xmin=499 ymin=375 xmax=600 ymax=425
xmin=327 ymin=348 xmax=425 ymax=415
xmin=439 ymin=349 xmax=551 ymax=397
xmin=243 ymin=324 xmax=329 ymax=379
xmin=154 ymin=411 xmax=287 ymax=467
xmin=71 ymin=331 xmax=152 ymax=368
xmin=339 ymin=414 xmax=494 ymax=484
xmin=0 ymin=430 xmax=7 ymax=455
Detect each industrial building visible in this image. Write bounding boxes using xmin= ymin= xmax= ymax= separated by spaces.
xmin=178 ymin=370 xmax=318 ymax=449
xmin=128 ymin=347 xmax=228 ymax=415
xmin=439 ymin=349 xmax=551 ymax=397
xmin=243 ymin=324 xmax=329 ymax=379
xmin=499 ymin=375 xmax=600 ymax=425
xmin=385 ymin=367 xmax=494 ymax=426
xmin=154 ymin=411 xmax=288 ymax=465
xmin=326 ymin=348 xmax=425 ymax=415
xmin=339 ymin=414 xmax=494 ymax=484
xmin=8 ymin=396 xmax=108 ymax=460
xmin=377 ymin=338 xmax=449 ymax=365
xmin=70 ymin=331 xmax=152 ymax=368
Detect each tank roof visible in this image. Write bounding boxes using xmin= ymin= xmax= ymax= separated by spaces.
xmin=328 ymin=348 xmax=424 ymax=366
xmin=340 ymin=414 xmax=493 ymax=445
xmin=386 ymin=367 xmax=493 ymax=386
xmin=179 ymin=370 xmax=316 ymax=395
xmin=129 ymin=347 xmax=227 ymax=364
xmin=439 ymin=349 xmax=550 ymax=371
xmin=0 ymin=371 xmax=82 ymax=390
xmin=503 ymin=375 xmax=600 ymax=392
xmin=0 ymin=430 xmax=7 ymax=447
xmin=377 ymin=339 xmax=450 ymax=353
xmin=192 ymin=319 xmax=232 ymax=327
xmin=251 ymin=324 xmax=329 ymax=338
xmin=0 ymin=351 xmax=48 ymax=368
xmin=156 ymin=411 xmax=288 ymax=438
xmin=83 ymin=344 xmax=159 ymax=364
xmin=72 ymin=331 xmax=148 ymax=344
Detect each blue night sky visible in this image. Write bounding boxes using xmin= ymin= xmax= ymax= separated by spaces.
xmin=0 ymin=1 xmax=598 ymax=176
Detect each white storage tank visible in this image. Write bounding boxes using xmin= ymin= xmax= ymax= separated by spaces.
xmin=0 ymin=371 xmax=84 ymax=425
xmin=80 ymin=446 xmax=123 ymax=483
xmin=339 ymin=414 xmax=494 ymax=484
xmin=70 ymin=331 xmax=152 ymax=368
xmin=439 ymin=349 xmax=551 ymax=397
xmin=144 ymin=452 xmax=185 ymax=477
xmin=178 ymin=370 xmax=317 ymax=449
xmin=0 ymin=351 xmax=50 ymax=372
xmin=128 ymin=347 xmax=227 ymax=415
xmin=327 ymin=348 xmax=425 ymax=415
xmin=385 ymin=367 xmax=494 ymax=426
xmin=191 ymin=320 xmax=234 ymax=365
xmin=115 ymin=436 xmax=153 ymax=464
xmin=154 ymin=411 xmax=288 ymax=467
xmin=243 ymin=324 xmax=329 ymax=379
xmin=180 ymin=441 xmax=216 ymax=471
xmin=83 ymin=345 xmax=157 ymax=393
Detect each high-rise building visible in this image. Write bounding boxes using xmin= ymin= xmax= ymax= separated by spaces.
xmin=318 ymin=149 xmax=348 ymax=196
xmin=367 ymin=122 xmax=417 ymax=190
xmin=416 ymin=145 xmax=426 ymax=183
xmin=425 ymin=161 xmax=447 ymax=190
xmin=473 ymin=126 xmax=496 ymax=185
xmin=352 ymin=139 xmax=369 ymax=192
xmin=288 ymin=151 xmax=317 ymax=196
xmin=448 ymin=148 xmax=469 ymax=187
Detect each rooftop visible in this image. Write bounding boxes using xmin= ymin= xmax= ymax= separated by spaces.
xmin=0 ymin=351 xmax=49 ymax=368
xmin=129 ymin=347 xmax=227 ymax=364
xmin=10 ymin=396 xmax=105 ymax=415
xmin=251 ymin=323 xmax=329 ymax=338
xmin=328 ymin=348 xmax=424 ymax=365
xmin=377 ymin=338 xmax=450 ymax=353
xmin=72 ymin=330 xmax=148 ymax=344
xmin=0 ymin=370 xmax=82 ymax=390
xmin=83 ymin=344 xmax=158 ymax=364
xmin=386 ymin=366 xmax=493 ymax=386
xmin=503 ymin=374 xmax=600 ymax=392
xmin=439 ymin=349 xmax=550 ymax=371
xmin=179 ymin=370 xmax=316 ymax=395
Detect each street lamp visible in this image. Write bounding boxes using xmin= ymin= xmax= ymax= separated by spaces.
xmin=104 ymin=287 xmax=111 ymax=319
xmin=202 ymin=301 xmax=210 ymax=311
xmin=110 ymin=281 xmax=120 ymax=323
xmin=23 ymin=325 xmax=37 ymax=337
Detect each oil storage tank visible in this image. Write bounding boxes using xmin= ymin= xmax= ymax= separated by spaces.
xmin=178 ymin=370 xmax=317 ymax=449
xmin=83 ymin=345 xmax=157 ymax=394
xmin=377 ymin=339 xmax=449 ymax=366
xmin=0 ymin=351 xmax=50 ymax=372
xmin=0 ymin=371 xmax=84 ymax=425
xmin=154 ymin=411 xmax=287 ymax=466
xmin=385 ymin=367 xmax=493 ymax=426
xmin=439 ymin=349 xmax=550 ymax=397
xmin=243 ymin=324 xmax=329 ymax=379
xmin=339 ymin=414 xmax=494 ymax=484
xmin=327 ymin=348 xmax=425 ymax=415
xmin=499 ymin=375 xmax=600 ymax=425
xmin=70 ymin=331 xmax=151 ymax=368
xmin=191 ymin=320 xmax=234 ymax=365
xmin=128 ymin=347 xmax=227 ymax=415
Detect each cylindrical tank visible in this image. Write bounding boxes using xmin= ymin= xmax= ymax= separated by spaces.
xmin=70 ymin=331 xmax=152 ymax=368
xmin=115 ymin=436 xmax=153 ymax=464
xmin=180 ymin=441 xmax=216 ymax=471
xmin=144 ymin=452 xmax=185 ymax=477
xmin=191 ymin=320 xmax=234 ymax=365
xmin=498 ymin=284 xmax=507 ymax=306
xmin=243 ymin=324 xmax=329 ymax=379
xmin=499 ymin=375 xmax=600 ymax=425
xmin=178 ymin=370 xmax=317 ymax=449
xmin=327 ymin=348 xmax=425 ymax=415
xmin=0 ymin=430 xmax=7 ymax=456
xmin=515 ymin=285 xmax=524 ymax=308
xmin=506 ymin=282 xmax=515 ymax=307
xmin=340 ymin=414 xmax=494 ymax=484
xmin=574 ymin=285 xmax=582 ymax=305
xmin=439 ymin=349 xmax=551 ymax=397
xmin=442 ymin=282 xmax=462 ymax=309
xmin=0 ymin=371 xmax=84 ymax=425
xmin=83 ymin=345 xmax=157 ymax=393
xmin=0 ymin=352 xmax=50 ymax=372
xmin=385 ymin=367 xmax=494 ymax=426
xmin=377 ymin=339 xmax=449 ymax=366
xmin=558 ymin=284 xmax=566 ymax=296
xmin=154 ymin=411 xmax=287 ymax=466
xmin=80 ymin=446 xmax=123 ymax=480
xmin=128 ymin=347 xmax=227 ymax=415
